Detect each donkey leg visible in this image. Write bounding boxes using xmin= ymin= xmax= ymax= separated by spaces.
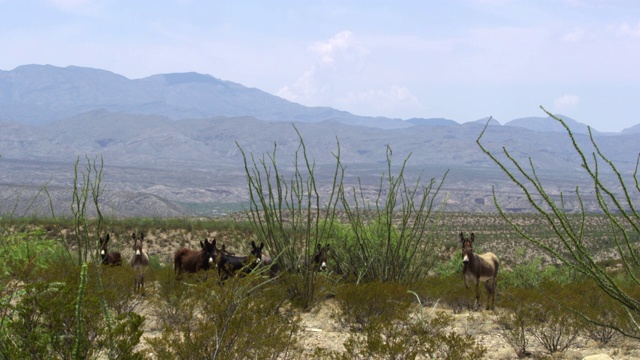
xmin=474 ymin=283 xmax=481 ymax=311
xmin=483 ymin=278 xmax=495 ymax=310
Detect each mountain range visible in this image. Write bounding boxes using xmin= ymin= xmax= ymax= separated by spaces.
xmin=1 ymin=64 xmax=638 ymax=217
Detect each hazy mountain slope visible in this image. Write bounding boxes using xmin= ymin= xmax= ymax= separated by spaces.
xmin=0 ymin=64 xmax=408 ymax=129
xmin=504 ymin=115 xmax=597 ymax=135
xmin=1 ymin=110 xmax=637 ymax=173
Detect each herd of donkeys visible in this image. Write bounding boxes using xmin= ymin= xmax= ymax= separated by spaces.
xmin=98 ymin=232 xmax=330 ymax=291
xmin=98 ymin=231 xmax=498 ymax=310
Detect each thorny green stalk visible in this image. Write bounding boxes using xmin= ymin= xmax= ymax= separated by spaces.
xmin=73 ymin=262 xmax=88 ymax=360
xmin=70 ymin=154 xmax=116 ymax=358
xmin=339 ymin=145 xmax=447 ymax=284
xmin=476 ymin=106 xmax=640 ymax=338
xmin=237 ymin=125 xmax=343 ymax=308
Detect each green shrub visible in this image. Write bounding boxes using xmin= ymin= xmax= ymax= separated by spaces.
xmin=570 ymin=280 xmax=629 ymax=345
xmin=418 ymin=274 xmax=472 ymax=313
xmin=529 ymin=281 xmax=584 ymax=354
xmin=333 ymin=281 xmax=413 ymax=330
xmin=0 ymin=257 xmax=145 ymax=359
xmin=150 ymin=266 xmax=206 ymax=328
xmin=146 ymin=275 xmax=300 ymax=359
xmin=0 ymin=228 xmax=68 ymax=280
xmin=495 ymin=287 xmax=536 ymax=357
xmin=279 ymin=271 xmax=337 ymax=310
xmin=99 ymin=264 xmax=146 ymax=316
xmin=316 ymin=287 xmax=485 ymax=360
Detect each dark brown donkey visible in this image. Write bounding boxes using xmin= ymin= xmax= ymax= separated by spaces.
xmin=460 ymin=232 xmax=499 ymax=310
xmin=300 ymin=243 xmax=330 ymax=272
xmin=217 ymin=241 xmax=264 ymax=280
xmin=99 ymin=234 xmax=122 ymax=266
xmin=174 ymin=238 xmax=219 ymax=275
xmin=130 ymin=232 xmax=150 ymax=292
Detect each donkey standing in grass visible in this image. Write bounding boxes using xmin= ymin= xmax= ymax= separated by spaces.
xmin=300 ymin=243 xmax=331 ymax=272
xmin=99 ymin=233 xmax=122 ymax=266
xmin=174 ymin=238 xmax=219 ymax=275
xmin=217 ymin=241 xmax=264 ymax=281
xmin=460 ymin=232 xmax=499 ymax=310
xmin=130 ymin=232 xmax=150 ymax=292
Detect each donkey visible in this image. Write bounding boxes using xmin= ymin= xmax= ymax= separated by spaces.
xmin=460 ymin=232 xmax=499 ymax=310
xmin=99 ymin=233 xmax=122 ymax=266
xmin=130 ymin=232 xmax=150 ymax=292
xmin=174 ymin=238 xmax=219 ymax=275
xmin=217 ymin=241 xmax=264 ymax=280
xmin=300 ymin=243 xmax=330 ymax=272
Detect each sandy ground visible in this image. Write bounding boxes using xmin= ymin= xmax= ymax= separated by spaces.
xmin=134 ymin=292 xmax=640 ymax=360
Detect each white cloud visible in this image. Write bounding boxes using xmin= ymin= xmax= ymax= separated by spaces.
xmin=276 ymin=66 xmax=319 ymax=103
xmin=309 ymin=31 xmax=369 ymax=66
xmin=553 ymin=94 xmax=581 ymax=113
xmin=277 ymin=31 xmax=369 ymax=106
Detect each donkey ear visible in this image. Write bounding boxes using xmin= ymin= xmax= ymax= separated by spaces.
xmin=251 ymin=240 xmax=257 ymax=248
xmin=470 ymin=233 xmax=475 ymax=242
xmin=200 ymin=240 xmax=205 ymax=249
xmin=459 ymin=232 xmax=465 ymax=242
xmin=326 ymin=243 xmax=330 ymax=250
xmin=140 ymin=233 xmax=144 ymax=241
xmin=317 ymin=244 xmax=322 ymax=250
xmin=259 ymin=242 xmax=264 ymax=250
xmin=132 ymin=232 xmax=136 ymax=240
xmin=105 ymin=233 xmax=110 ymax=242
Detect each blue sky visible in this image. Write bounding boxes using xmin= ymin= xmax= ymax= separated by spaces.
xmin=2 ymin=0 xmax=640 ymax=132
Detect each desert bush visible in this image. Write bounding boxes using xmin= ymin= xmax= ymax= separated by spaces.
xmin=99 ymin=264 xmax=146 ymax=316
xmin=497 ymin=280 xmax=586 ymax=357
xmin=500 ymin=253 xmax=581 ymax=290
xmin=0 ymin=257 xmax=145 ymax=359
xmin=147 ymin=275 xmax=300 ymax=360
xmin=416 ymin=274 xmax=472 ymax=313
xmin=495 ymin=286 xmax=536 ymax=358
xmin=332 ymin=281 xmax=413 ymax=330
xmin=432 ymin=252 xmax=463 ymax=277
xmin=279 ymin=271 xmax=338 ymax=310
xmin=316 ymin=288 xmax=485 ymax=360
xmin=150 ymin=266 xmax=215 ymax=328
xmin=0 ymin=228 xmax=68 ymax=281
xmin=528 ymin=281 xmax=584 ymax=354
xmin=572 ymin=279 xmax=629 ymax=345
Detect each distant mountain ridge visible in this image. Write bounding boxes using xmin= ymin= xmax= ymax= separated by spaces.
xmin=0 ymin=64 xmax=408 ymax=129
xmin=2 ymin=64 xmax=636 ymax=134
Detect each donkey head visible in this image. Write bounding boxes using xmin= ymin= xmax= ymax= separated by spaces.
xmin=250 ymin=241 xmax=264 ymax=266
xmin=460 ymin=232 xmax=475 ymax=265
xmin=314 ymin=243 xmax=330 ymax=271
xmin=99 ymin=233 xmax=110 ymax=259
xmin=132 ymin=232 xmax=144 ymax=257
xmin=200 ymin=238 xmax=218 ymax=266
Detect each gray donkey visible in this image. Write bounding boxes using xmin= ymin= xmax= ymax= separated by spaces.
xmin=130 ymin=232 xmax=150 ymax=292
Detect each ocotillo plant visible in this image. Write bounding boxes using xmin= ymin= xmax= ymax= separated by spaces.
xmin=477 ymin=106 xmax=640 ymax=338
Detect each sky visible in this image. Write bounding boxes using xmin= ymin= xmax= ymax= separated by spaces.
xmin=1 ymin=1 xmax=640 ymax=132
